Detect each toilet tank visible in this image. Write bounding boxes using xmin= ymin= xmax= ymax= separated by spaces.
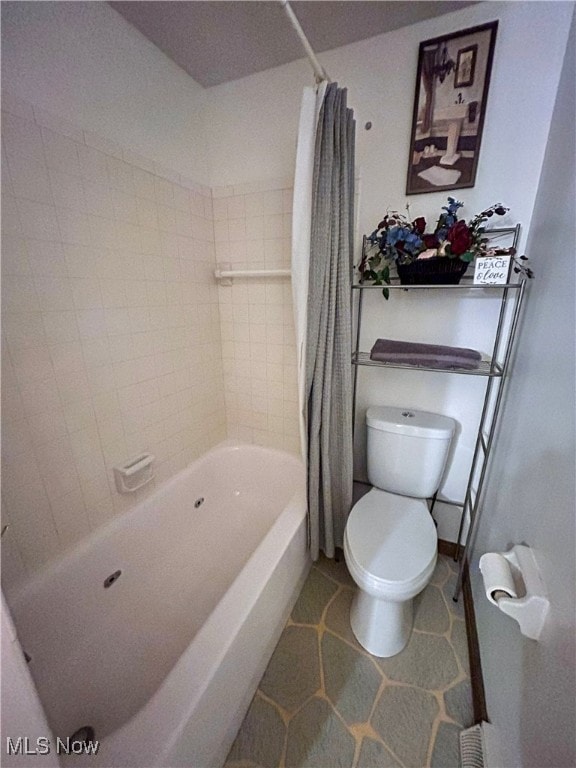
xmin=366 ymin=406 xmax=456 ymax=498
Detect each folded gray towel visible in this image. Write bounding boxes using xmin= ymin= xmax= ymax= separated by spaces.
xmin=370 ymin=338 xmax=481 ymax=370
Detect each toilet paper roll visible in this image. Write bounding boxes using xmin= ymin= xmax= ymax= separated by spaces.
xmin=479 ymin=552 xmax=518 ymax=605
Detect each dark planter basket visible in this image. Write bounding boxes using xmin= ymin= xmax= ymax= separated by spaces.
xmin=396 ymin=257 xmax=469 ymax=285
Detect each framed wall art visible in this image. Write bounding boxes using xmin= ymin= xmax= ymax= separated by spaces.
xmin=406 ymin=21 xmax=498 ymax=195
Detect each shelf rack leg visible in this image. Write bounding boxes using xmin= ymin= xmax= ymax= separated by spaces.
xmin=453 ymin=280 xmax=526 ymax=601
xmin=352 ymin=285 xmax=364 ymax=438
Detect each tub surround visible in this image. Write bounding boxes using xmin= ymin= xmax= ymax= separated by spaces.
xmin=213 ymin=181 xmax=300 ymax=454
xmin=1 ymin=95 xmax=305 ymax=595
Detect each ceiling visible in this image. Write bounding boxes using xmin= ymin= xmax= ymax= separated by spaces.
xmin=110 ymin=1 xmax=477 ymax=88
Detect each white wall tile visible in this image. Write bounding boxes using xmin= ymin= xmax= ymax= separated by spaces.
xmin=122 ymin=148 xmax=155 ymax=174
xmin=1 ymin=112 xmax=226 ymax=590
xmin=49 ymin=168 xmax=86 ymax=212
xmin=63 ymin=244 xmax=99 ymax=278
xmin=7 ymin=154 xmax=53 ymax=205
xmin=2 ymin=113 xmax=45 ymax=165
xmin=42 ymin=311 xmax=80 ymax=344
xmin=26 ymin=239 xmax=67 ymax=278
xmin=2 ymin=235 xmax=30 ymax=275
xmin=2 ymin=275 xmax=39 ymax=313
xmin=49 ymin=341 xmax=85 ymax=374
xmin=77 ymin=144 xmax=110 ymax=185
xmin=84 ymin=130 xmax=123 ymax=160
xmin=33 ymin=106 xmax=84 ymax=143
xmin=70 ymin=278 xmax=103 ymax=310
xmin=11 ymin=345 xmax=54 ymax=386
xmin=41 ymin=128 xmax=81 ymax=176
xmin=49 ymin=489 xmax=91 ymax=548
xmin=1 ymin=194 xmax=22 ymax=236
xmin=3 ymin=312 xmax=46 ymax=350
xmin=1 ymin=92 xmax=35 ymax=121
xmin=17 ymin=199 xmax=61 ymax=241
xmin=214 ymin=182 xmax=298 ymax=454
xmin=56 ymin=208 xmax=92 ymax=246
xmin=76 ymin=308 xmax=107 ymax=340
xmin=34 ymin=276 xmax=74 ymax=312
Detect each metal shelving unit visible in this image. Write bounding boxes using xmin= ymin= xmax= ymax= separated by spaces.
xmin=352 ymin=226 xmax=527 ymax=601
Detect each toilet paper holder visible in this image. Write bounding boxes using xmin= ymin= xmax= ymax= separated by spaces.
xmin=479 ymin=545 xmax=549 ymax=640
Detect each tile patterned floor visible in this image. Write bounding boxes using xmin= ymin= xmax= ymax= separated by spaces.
xmin=225 ymin=554 xmax=472 ymax=768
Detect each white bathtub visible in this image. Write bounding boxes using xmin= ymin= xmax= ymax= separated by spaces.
xmin=8 ymin=442 xmax=309 ymax=767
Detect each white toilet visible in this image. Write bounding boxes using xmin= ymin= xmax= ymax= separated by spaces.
xmin=344 ymin=405 xmax=456 ymax=657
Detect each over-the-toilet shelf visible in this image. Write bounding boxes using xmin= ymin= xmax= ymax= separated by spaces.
xmin=352 ymin=240 xmax=528 ymax=602
xmin=352 ymin=350 xmax=499 ymax=377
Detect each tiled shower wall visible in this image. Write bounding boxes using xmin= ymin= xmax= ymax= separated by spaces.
xmin=213 ymin=182 xmax=300 ymax=454
xmin=1 ymin=97 xmax=227 ymax=591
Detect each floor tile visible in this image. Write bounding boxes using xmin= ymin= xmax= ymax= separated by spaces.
xmin=376 ymin=631 xmax=460 ymax=690
xmin=226 ymin=695 xmax=286 ymax=767
xmin=225 ymin=555 xmax=473 ymax=768
xmin=285 ymin=696 xmax=356 ymax=768
xmin=430 ymin=721 xmax=462 ymax=767
xmin=371 ymin=685 xmax=439 ymax=768
xmin=357 ymin=736 xmax=402 ymax=767
xmin=414 ymin=584 xmax=451 ymax=634
xmin=321 ymin=631 xmax=382 ymax=725
xmin=291 ymin=566 xmax=339 ymax=625
xmin=259 ymin=626 xmax=321 ymax=713
xmin=442 ymin=572 xmax=465 ymax=619
xmin=444 ymin=679 xmax=475 ymax=727
xmin=314 ymin=552 xmax=356 ymax=588
xmin=450 ymin=617 xmax=470 ymax=673
xmin=429 ymin=557 xmax=450 ymax=586
xmin=324 ymin=587 xmax=364 ymax=651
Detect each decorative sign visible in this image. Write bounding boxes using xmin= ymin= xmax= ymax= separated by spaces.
xmin=474 ymin=255 xmax=511 ymax=285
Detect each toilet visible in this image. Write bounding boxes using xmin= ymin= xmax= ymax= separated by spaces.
xmin=344 ymin=405 xmax=456 ymax=657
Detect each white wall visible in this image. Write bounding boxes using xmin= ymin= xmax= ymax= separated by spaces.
xmin=206 ymin=1 xmax=573 ymax=538
xmin=1 ymin=1 xmax=209 ymax=184
xmin=471 ymin=11 xmax=576 ymax=766
xmin=206 ymin=2 xmax=571 ymax=223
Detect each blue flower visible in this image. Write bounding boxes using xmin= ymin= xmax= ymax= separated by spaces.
xmin=403 ymin=232 xmax=424 ymax=254
xmin=386 ymin=226 xmax=411 ymax=246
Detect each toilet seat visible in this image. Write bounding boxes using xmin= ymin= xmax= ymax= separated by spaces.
xmin=344 ymin=488 xmax=437 ymax=600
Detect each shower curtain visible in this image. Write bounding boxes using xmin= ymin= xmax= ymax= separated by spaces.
xmin=292 ymin=82 xmax=356 ymax=560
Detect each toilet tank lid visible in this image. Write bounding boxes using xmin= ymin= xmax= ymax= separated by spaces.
xmin=366 ymin=406 xmax=456 ymax=439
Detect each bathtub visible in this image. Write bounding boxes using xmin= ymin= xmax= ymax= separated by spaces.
xmin=8 ymin=442 xmax=309 ymax=767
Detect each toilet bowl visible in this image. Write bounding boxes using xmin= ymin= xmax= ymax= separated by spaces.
xmin=344 ymin=406 xmax=455 ymax=657
xmin=344 ymin=488 xmax=437 ymax=656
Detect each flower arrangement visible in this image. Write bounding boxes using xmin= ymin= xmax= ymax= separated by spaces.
xmin=359 ymin=197 xmax=532 ymax=293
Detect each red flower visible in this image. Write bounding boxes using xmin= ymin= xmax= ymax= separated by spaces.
xmin=412 ymin=216 xmax=426 ymax=235
xmin=446 ymin=220 xmax=472 ymax=256
xmin=423 ymin=233 xmax=439 ymax=249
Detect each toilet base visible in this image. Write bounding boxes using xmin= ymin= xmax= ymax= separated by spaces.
xmin=350 ymin=589 xmax=413 ymax=657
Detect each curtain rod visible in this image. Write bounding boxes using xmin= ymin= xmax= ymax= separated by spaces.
xmin=280 ymin=0 xmax=330 ymax=83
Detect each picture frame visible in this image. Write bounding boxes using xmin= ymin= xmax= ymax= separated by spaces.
xmin=406 ymin=21 xmax=498 ymax=195
xmin=455 ymin=44 xmax=477 ymax=88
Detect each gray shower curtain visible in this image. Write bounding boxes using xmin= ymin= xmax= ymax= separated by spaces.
xmin=305 ymin=82 xmax=355 ymax=560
